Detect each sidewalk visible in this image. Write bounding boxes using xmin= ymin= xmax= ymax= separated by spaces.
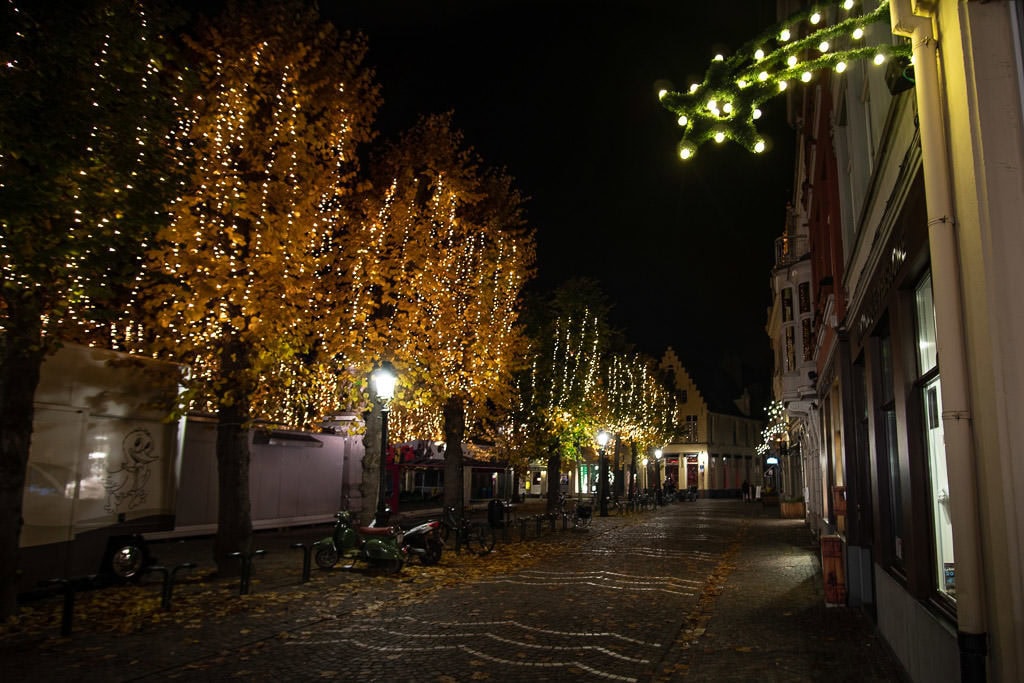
xmin=676 ymin=501 xmax=908 ymax=682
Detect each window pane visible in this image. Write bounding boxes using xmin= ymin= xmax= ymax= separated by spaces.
xmin=915 ymin=271 xmax=954 ymax=597
xmin=782 ymin=288 xmax=794 ymax=322
xmin=915 ymin=273 xmax=938 ymax=373
xmin=884 ymin=408 xmax=903 ymax=563
xmin=878 ymin=332 xmax=903 ymax=570
xmin=923 ymin=376 xmax=955 ymax=598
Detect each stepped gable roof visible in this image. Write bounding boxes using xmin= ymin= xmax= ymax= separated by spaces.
xmin=660 ymin=347 xmax=761 ymax=420
xmin=685 ymin=363 xmax=749 ymax=418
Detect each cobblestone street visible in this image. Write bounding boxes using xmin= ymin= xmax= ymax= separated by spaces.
xmin=2 ymin=500 xmax=909 ymax=682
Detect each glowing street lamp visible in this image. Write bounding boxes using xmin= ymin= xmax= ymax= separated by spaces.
xmin=597 ymin=430 xmax=611 ymax=517
xmin=371 ymin=362 xmax=397 ymax=526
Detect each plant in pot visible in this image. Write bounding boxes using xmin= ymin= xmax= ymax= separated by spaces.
xmin=780 ymin=495 xmax=806 ymax=519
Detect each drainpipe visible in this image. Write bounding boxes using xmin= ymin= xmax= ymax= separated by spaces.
xmin=890 ymin=1 xmax=987 ymax=680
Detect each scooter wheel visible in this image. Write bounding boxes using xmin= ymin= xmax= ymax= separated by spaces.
xmin=420 ymin=538 xmax=443 ymax=566
xmin=377 ymin=559 xmax=404 ymax=574
xmin=315 ymin=545 xmax=339 ymax=569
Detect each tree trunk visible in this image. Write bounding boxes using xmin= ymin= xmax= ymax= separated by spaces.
xmin=213 ymin=338 xmax=254 ymax=576
xmin=0 ymin=297 xmax=46 ymax=618
xmin=361 ymin=402 xmax=382 ymax=523
xmin=630 ymin=441 xmax=639 ymax=498
xmin=613 ymin=435 xmax=623 ymax=498
xmin=545 ymin=442 xmax=561 ymax=514
xmin=442 ymin=395 xmax=465 ymax=512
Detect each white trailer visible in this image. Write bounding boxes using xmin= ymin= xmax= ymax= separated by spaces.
xmin=19 ymin=344 xmax=367 ymax=592
xmin=19 ymin=344 xmax=186 ymax=591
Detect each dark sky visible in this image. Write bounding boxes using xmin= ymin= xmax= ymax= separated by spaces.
xmin=325 ymin=0 xmax=795 ymax=385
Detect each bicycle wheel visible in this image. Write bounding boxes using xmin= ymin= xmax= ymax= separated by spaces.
xmin=469 ymin=522 xmax=495 ymax=555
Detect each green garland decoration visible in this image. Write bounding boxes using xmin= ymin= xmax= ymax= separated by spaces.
xmin=659 ymin=1 xmax=912 ymax=160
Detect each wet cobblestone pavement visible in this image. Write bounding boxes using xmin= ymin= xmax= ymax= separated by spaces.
xmin=2 ymin=499 xmax=909 ymax=682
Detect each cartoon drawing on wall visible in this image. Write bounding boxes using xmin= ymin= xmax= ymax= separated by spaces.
xmin=103 ymin=429 xmax=158 ymax=513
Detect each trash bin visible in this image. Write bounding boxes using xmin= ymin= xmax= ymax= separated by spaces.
xmin=487 ymin=498 xmax=506 ymax=528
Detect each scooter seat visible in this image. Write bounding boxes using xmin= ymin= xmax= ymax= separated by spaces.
xmin=359 ymin=526 xmax=396 ymax=536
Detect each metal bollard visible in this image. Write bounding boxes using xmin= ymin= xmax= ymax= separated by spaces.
xmin=535 ymin=515 xmax=543 ymax=535
xmin=230 ymin=549 xmax=266 ymax=595
xmin=47 ymin=578 xmax=73 ymax=637
xmin=519 ymin=517 xmax=529 ymax=542
xmin=148 ymin=563 xmax=196 ymax=609
xmin=44 ymin=576 xmax=94 ymax=636
xmin=548 ymin=513 xmax=556 ymax=531
xmin=290 ymin=543 xmax=314 ymax=583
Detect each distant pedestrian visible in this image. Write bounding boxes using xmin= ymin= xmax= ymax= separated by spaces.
xmin=742 ymin=480 xmax=751 ymax=502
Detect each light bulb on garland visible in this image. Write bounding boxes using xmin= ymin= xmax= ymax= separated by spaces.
xmin=658 ymin=0 xmax=911 ymax=160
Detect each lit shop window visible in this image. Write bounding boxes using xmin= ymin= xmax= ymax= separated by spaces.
xmin=915 ymin=272 xmax=954 ymax=599
xmin=798 ymin=282 xmax=810 ymax=314
xmin=802 ymin=318 xmax=813 ymax=362
xmin=785 ymin=326 xmax=797 ymax=371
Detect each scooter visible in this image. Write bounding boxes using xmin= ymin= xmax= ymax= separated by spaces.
xmin=315 ymin=510 xmax=408 ymax=573
xmin=402 ymin=519 xmax=444 ymax=565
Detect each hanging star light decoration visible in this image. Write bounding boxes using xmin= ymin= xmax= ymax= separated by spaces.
xmin=658 ymin=1 xmax=911 ymax=160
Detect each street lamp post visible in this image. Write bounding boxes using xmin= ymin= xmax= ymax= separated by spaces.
xmin=654 ymin=448 xmax=663 ymax=505
xmin=597 ymin=430 xmax=610 ymax=517
xmin=371 ymin=362 xmax=397 ymax=527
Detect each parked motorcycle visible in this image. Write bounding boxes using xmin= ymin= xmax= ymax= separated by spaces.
xmin=315 ymin=510 xmax=408 ymax=573
xmin=402 ymin=519 xmax=444 ymax=565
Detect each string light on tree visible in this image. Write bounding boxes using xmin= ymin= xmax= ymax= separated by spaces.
xmin=757 ymin=400 xmax=789 ymax=456
xmin=658 ymin=1 xmax=911 ymax=160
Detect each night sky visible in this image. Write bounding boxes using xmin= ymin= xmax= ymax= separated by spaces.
xmin=325 ymin=0 xmax=796 ymax=388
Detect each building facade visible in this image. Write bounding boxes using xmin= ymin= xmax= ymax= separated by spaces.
xmin=659 ymin=348 xmax=763 ymax=497
xmin=767 ymin=1 xmax=1024 ymax=680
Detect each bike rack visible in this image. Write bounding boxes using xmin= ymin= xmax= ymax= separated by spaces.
xmin=147 ymin=562 xmax=196 ymax=609
xmin=229 ymin=549 xmax=266 ymax=595
xmin=44 ymin=576 xmax=94 ymax=636
xmin=290 ymin=543 xmax=315 ymax=583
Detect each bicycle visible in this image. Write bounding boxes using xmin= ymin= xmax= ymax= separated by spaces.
xmin=571 ymin=497 xmax=593 ymax=529
xmin=439 ymin=505 xmax=495 ymax=555
xmin=604 ymin=495 xmax=624 ymax=515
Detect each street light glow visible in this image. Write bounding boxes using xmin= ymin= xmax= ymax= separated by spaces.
xmin=371 ymin=363 xmax=397 ymax=403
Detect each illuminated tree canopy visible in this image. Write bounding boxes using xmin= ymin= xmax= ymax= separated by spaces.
xmin=132 ymin=2 xmax=380 ymax=425
xmin=336 ymin=113 xmax=536 ymax=443
xmin=658 ymin=0 xmax=911 ymax=160
xmin=507 ymin=281 xmax=611 ymax=469
xmin=129 ymin=0 xmax=380 ymax=572
xmin=0 ymin=0 xmax=187 ymax=619
xmin=605 ymin=352 xmax=675 ymax=454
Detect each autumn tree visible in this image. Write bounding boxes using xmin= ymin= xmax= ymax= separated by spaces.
xmin=605 ymin=352 xmax=677 ymax=496
xmin=130 ymin=0 xmax=380 ymax=573
xmin=0 ymin=0 xmax=187 ymax=617
xmin=333 ymin=113 xmax=535 ymax=515
xmin=509 ymin=280 xmax=613 ymax=513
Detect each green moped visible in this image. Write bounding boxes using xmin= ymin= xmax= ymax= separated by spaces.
xmin=315 ymin=510 xmax=408 ymax=573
